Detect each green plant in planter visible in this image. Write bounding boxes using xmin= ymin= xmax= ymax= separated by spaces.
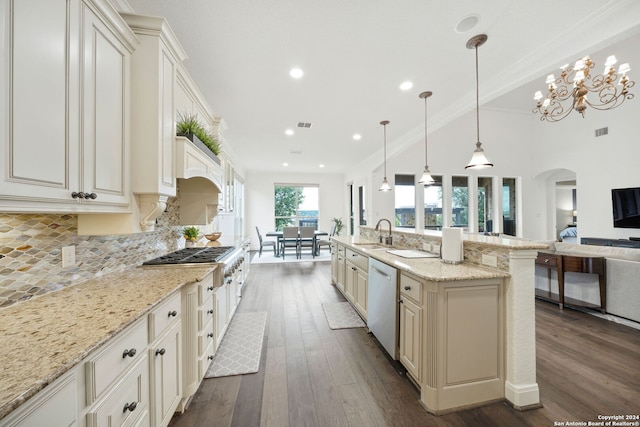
xmin=176 ymin=112 xmax=221 ymax=156
xmin=182 ymin=226 xmax=200 ymax=242
xmin=331 ymin=217 xmax=344 ymax=236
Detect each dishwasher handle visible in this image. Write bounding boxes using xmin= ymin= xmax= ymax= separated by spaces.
xmin=370 ymin=266 xmax=391 ymax=281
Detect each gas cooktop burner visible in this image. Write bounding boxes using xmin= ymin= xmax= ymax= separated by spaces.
xmin=142 ymin=246 xmax=235 ymax=266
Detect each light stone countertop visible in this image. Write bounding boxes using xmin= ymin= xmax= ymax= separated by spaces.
xmin=0 ymin=265 xmax=215 ymax=420
xmin=333 ymin=235 xmax=510 ymax=282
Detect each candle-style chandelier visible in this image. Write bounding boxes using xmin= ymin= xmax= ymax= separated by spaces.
xmin=533 ymin=54 xmax=634 ymax=122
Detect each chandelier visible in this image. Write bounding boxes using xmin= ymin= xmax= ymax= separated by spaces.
xmin=533 ymin=55 xmax=634 ymax=122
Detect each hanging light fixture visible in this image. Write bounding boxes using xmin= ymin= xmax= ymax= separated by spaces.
xmin=465 ymin=34 xmax=493 ymax=170
xmin=379 ymin=120 xmax=392 ymax=192
xmin=533 ymin=55 xmax=634 ymax=122
xmin=418 ymin=91 xmax=435 ymax=185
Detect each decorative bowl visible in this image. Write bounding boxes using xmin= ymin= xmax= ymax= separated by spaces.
xmin=204 ymin=232 xmax=222 ymax=241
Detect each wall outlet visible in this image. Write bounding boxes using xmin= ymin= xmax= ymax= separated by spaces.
xmin=422 ymin=242 xmax=431 ymax=251
xmin=482 ymin=254 xmax=498 ymax=268
xmin=62 ymin=246 xmax=75 ymax=268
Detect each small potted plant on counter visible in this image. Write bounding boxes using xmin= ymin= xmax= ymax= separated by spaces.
xmin=182 ymin=226 xmax=200 ymax=247
xmin=331 ymin=217 xmax=344 ymax=236
xmin=176 ymin=112 xmax=221 ymax=164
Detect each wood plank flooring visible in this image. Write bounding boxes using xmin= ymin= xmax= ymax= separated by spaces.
xmin=169 ymin=260 xmax=640 ymax=427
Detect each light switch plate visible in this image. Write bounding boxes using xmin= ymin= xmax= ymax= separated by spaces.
xmin=482 ymin=254 xmax=497 ymax=267
xmin=62 ymin=246 xmax=75 ymax=268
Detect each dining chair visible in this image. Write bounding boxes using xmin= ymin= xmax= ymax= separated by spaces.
xmin=299 ymin=226 xmax=316 ymax=258
xmin=281 ymin=226 xmax=300 ymax=259
xmin=316 ymin=224 xmax=336 ymax=255
xmin=256 ymin=226 xmax=276 ymax=257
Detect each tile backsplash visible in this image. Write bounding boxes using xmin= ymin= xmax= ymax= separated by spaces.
xmin=0 ymin=198 xmax=186 ymax=308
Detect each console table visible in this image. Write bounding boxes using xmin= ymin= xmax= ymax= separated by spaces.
xmin=535 ymin=251 xmax=607 ymax=313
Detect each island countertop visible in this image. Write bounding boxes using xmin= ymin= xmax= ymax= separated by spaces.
xmin=0 ymin=265 xmax=215 ymax=420
xmin=332 ymin=235 xmax=510 ymax=282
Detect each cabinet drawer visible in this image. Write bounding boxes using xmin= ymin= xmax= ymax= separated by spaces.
xmin=86 ymin=317 xmax=148 ymax=403
xmin=536 ymin=253 xmax=558 ymax=267
xmin=197 ymin=273 xmax=215 ymax=306
xmin=345 ymin=248 xmax=368 ymax=271
xmin=198 ymin=318 xmax=215 ymax=355
xmin=198 ymin=339 xmax=215 ymax=379
xmin=198 ymin=303 xmax=215 ymax=331
xmin=86 ymin=355 xmax=149 ymax=427
xmin=400 ymin=273 xmax=423 ymax=304
xmin=148 ymin=292 xmax=181 ymax=342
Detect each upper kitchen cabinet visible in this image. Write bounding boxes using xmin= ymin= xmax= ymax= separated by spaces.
xmin=120 ymin=13 xmax=187 ymax=230
xmin=0 ymin=0 xmax=137 ymax=212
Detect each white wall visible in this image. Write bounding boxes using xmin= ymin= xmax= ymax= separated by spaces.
xmin=245 ymin=171 xmax=345 ymax=250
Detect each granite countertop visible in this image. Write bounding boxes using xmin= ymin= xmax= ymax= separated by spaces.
xmin=0 ymin=265 xmax=215 ymax=420
xmin=333 ymin=235 xmax=510 ymax=282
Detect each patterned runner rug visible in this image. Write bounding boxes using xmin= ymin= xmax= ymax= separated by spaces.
xmin=204 ymin=311 xmax=267 ymax=378
xmin=322 ymin=302 xmax=366 ymax=329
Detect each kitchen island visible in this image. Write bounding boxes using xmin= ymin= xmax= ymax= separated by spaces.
xmin=332 ymin=230 xmax=548 ymax=413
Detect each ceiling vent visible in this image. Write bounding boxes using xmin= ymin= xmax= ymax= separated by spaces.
xmin=290 ymin=150 xmax=303 ymax=155
xmin=595 ymin=127 xmax=608 ymax=137
xmin=297 ymin=122 xmax=312 ymax=128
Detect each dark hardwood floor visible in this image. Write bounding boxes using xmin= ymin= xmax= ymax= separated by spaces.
xmin=169 ymin=260 xmax=640 ymax=427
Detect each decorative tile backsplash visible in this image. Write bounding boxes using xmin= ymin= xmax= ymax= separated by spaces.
xmin=0 ymin=197 xmax=189 ymax=308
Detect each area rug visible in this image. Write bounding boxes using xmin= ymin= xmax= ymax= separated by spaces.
xmin=251 ymin=251 xmax=331 ymax=264
xmin=204 ymin=311 xmax=267 ymax=378
xmin=321 ymin=302 xmax=366 ymax=330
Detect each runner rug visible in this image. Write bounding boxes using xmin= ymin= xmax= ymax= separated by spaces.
xmin=321 ymin=302 xmax=366 ymax=330
xmin=204 ymin=311 xmax=267 ymax=378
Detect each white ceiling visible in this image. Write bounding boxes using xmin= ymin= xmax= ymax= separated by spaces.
xmin=125 ymin=0 xmax=640 ymax=174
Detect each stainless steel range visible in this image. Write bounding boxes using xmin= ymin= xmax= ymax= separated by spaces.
xmin=142 ymin=246 xmax=245 ymax=287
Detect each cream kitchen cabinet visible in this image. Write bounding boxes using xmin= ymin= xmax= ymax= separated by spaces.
xmin=330 ymin=241 xmax=338 ymax=284
xmin=398 ymin=272 xmax=423 ymax=382
xmin=335 ymin=244 xmax=346 ymax=293
xmin=148 ymin=292 xmax=182 ymax=427
xmin=345 ymin=248 xmax=368 ymax=319
xmin=0 ymin=0 xmax=136 ymax=212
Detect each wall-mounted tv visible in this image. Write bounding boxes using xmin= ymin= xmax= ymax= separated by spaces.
xmin=612 ymin=187 xmax=640 ymax=229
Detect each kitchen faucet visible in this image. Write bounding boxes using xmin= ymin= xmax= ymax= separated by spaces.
xmin=374 ymin=218 xmax=393 ymax=245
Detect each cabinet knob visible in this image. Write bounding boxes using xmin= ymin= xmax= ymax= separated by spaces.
xmin=208 ymin=355 xmax=214 ymax=360
xmin=123 ymin=401 xmax=137 ymax=413
xmin=207 ymin=286 xmax=214 ymax=291
xmin=404 ymin=286 xmax=411 ymax=291
xmin=208 ymin=309 xmax=214 ymax=315
xmin=544 ymin=258 xmax=550 ymax=263
xmin=168 ymin=310 xmax=178 ymax=317
xmin=155 ymin=348 xmax=166 ymax=356
xmin=208 ymin=332 xmax=214 ymax=338
xmin=85 ymin=192 xmax=97 ymax=199
xmin=399 ymin=299 xmax=404 ymax=304
xmin=122 ymin=348 xmax=136 ymax=358
xmin=71 ymin=192 xmax=86 ymax=199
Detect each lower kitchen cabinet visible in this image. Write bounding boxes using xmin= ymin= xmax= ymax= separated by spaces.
xmin=335 ymin=244 xmax=346 ymax=293
xmin=345 ymin=248 xmax=368 ymax=319
xmin=399 ymin=273 xmax=423 ymax=382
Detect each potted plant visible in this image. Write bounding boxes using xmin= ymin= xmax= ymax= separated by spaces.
xmin=176 ymin=112 xmax=222 ymax=164
xmin=331 ymin=217 xmax=344 ymax=236
xmin=182 ymin=226 xmax=200 ymax=247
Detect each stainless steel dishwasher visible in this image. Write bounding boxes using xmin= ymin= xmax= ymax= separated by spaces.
xmin=367 ymin=257 xmax=399 ymax=359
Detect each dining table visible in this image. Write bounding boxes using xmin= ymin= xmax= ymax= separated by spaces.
xmin=266 ymin=229 xmax=328 ymax=256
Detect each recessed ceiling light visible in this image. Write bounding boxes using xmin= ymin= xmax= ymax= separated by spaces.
xmin=400 ymin=81 xmax=413 ymax=91
xmin=455 ymin=14 xmax=480 ymax=33
xmin=285 ymin=129 xmax=294 ymax=136
xmin=283 ymin=162 xmax=289 ymax=167
xmin=289 ymin=68 xmax=304 ymax=79
xmin=353 ymin=134 xmax=362 ymax=141
xmin=319 ymin=164 xmax=325 ymax=168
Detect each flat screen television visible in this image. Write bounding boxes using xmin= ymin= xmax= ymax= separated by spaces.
xmin=612 ymin=187 xmax=640 ymax=228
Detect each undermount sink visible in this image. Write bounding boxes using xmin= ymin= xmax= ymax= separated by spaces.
xmin=354 ymin=243 xmax=388 ymax=250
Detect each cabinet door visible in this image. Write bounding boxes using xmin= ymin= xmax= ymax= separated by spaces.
xmin=0 ymin=0 xmax=80 ymax=204
xmin=336 ymin=254 xmax=345 ymax=292
xmin=354 ymin=267 xmax=368 ymax=319
xmin=150 ymin=321 xmax=182 ymax=427
xmin=345 ymin=262 xmax=356 ymax=302
xmin=399 ymin=297 xmax=422 ymax=381
xmin=81 ymin=3 xmax=130 ymax=207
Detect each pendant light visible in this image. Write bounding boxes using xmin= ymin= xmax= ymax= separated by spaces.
xmin=465 ymin=34 xmax=493 ymax=170
xmin=379 ymin=120 xmax=392 ymax=192
xmin=418 ymin=91 xmax=435 ymax=185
